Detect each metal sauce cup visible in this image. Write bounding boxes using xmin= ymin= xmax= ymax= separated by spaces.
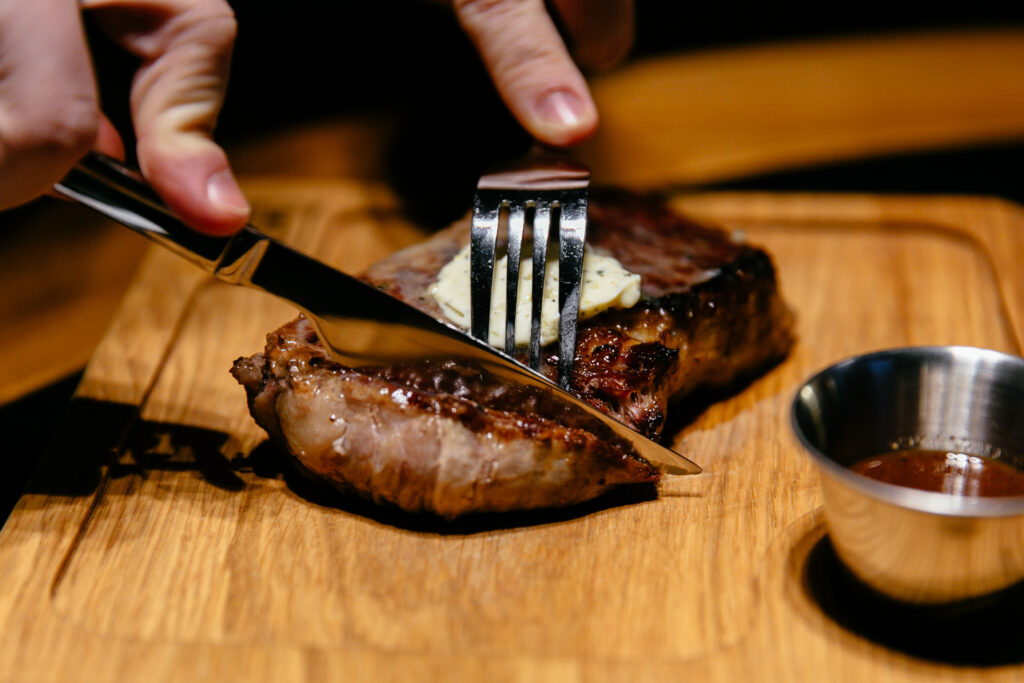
xmin=792 ymin=346 xmax=1024 ymax=604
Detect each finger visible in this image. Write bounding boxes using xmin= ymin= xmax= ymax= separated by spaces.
xmin=44 ymin=114 xmax=125 ymax=204
xmin=94 ymin=114 xmax=126 ymax=160
xmin=550 ymin=0 xmax=634 ymax=70
xmin=85 ymin=0 xmax=249 ymax=235
xmin=0 ymin=0 xmax=99 ymax=210
xmin=454 ymin=0 xmax=598 ymax=147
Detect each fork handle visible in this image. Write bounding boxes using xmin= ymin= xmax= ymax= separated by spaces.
xmin=476 ymin=148 xmax=590 ymax=192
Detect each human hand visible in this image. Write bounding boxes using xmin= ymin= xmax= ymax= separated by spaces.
xmin=0 ymin=0 xmax=249 ymax=235
xmin=453 ymin=0 xmax=634 ymax=147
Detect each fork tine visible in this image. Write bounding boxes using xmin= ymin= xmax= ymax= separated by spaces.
xmin=529 ymin=201 xmax=551 ymax=370
xmin=470 ymin=190 xmax=501 ymax=343
xmin=504 ymin=197 xmax=526 ymax=355
xmin=556 ymin=191 xmax=588 ymax=389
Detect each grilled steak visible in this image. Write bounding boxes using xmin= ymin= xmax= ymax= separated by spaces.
xmin=232 ymin=190 xmax=794 ymax=518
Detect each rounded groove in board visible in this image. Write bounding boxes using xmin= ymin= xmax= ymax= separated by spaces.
xmin=673 ymin=192 xmax=1024 ymax=354
xmin=48 ymin=268 xmax=221 ymax=600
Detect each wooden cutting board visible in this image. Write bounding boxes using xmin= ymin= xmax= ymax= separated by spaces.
xmin=0 ymin=184 xmax=1022 ymax=682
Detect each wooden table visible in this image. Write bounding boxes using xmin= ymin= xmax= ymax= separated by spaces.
xmin=2 ymin=28 xmax=1024 ymax=682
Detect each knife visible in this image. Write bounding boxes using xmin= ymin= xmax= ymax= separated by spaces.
xmin=54 ymin=151 xmax=702 ymax=476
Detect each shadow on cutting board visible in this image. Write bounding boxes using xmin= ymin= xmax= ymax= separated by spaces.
xmin=803 ymin=533 xmax=1024 ymax=666
xmin=13 ymin=394 xmax=663 ymax=535
xmin=6 ymin=350 xmax=774 ymax=532
xmin=9 ymin=336 xmax=784 ymax=531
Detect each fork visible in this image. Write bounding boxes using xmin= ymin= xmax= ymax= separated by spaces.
xmin=470 ymin=147 xmax=589 ymax=390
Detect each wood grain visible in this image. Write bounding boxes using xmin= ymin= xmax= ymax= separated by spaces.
xmin=0 ymin=182 xmax=1021 ymax=682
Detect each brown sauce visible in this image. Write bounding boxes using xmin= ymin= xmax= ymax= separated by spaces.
xmin=850 ymin=450 xmax=1024 ymax=497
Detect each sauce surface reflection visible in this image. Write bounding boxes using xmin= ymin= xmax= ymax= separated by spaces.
xmin=851 ymin=450 xmax=1024 ymax=497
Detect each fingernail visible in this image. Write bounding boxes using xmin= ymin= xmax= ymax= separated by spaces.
xmin=206 ymin=169 xmax=250 ymax=215
xmin=536 ymin=90 xmax=585 ymax=127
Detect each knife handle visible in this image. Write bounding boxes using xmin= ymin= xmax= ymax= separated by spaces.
xmin=54 ymin=151 xmax=234 ymax=272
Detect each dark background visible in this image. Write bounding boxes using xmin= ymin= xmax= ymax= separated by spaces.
xmin=3 ymin=4 xmax=1024 ymax=521
xmin=88 ymin=3 xmax=1024 ymax=223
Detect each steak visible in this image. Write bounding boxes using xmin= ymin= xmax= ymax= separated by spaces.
xmin=232 ymin=190 xmax=794 ymax=518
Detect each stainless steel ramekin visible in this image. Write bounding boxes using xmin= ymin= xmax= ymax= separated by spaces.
xmin=792 ymin=346 xmax=1024 ymax=603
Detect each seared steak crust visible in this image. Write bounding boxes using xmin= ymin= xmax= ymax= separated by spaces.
xmin=362 ymin=190 xmax=794 ymax=437
xmin=233 ymin=191 xmax=794 ymax=517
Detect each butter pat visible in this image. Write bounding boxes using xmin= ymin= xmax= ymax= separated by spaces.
xmin=429 ymin=243 xmax=641 ymax=348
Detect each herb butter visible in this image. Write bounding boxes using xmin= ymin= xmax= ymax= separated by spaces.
xmin=429 ymin=243 xmax=641 ymax=348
